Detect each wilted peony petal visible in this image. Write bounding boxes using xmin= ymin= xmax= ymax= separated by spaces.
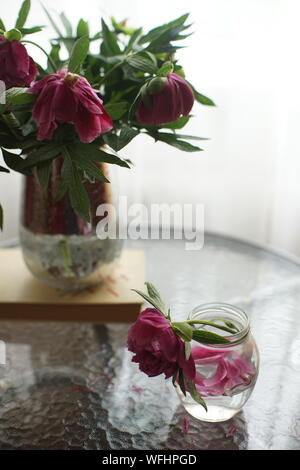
xmin=29 ymin=69 xmax=113 ymax=142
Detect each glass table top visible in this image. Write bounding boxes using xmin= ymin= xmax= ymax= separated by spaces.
xmin=0 ymin=234 xmax=300 ymax=450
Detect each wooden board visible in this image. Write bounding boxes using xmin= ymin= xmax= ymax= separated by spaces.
xmin=0 ymin=248 xmax=145 ymax=323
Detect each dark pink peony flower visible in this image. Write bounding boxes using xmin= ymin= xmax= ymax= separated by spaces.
xmin=0 ymin=37 xmax=38 ymax=89
xmin=128 ymin=308 xmax=196 ymax=380
xmin=136 ymin=73 xmax=194 ymax=125
xmin=29 ymin=69 xmax=113 ymax=143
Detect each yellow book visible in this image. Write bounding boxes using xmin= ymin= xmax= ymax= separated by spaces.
xmin=0 ymin=248 xmax=144 ymax=323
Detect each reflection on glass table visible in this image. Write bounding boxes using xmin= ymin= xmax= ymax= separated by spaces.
xmin=0 ymin=234 xmax=300 ymax=450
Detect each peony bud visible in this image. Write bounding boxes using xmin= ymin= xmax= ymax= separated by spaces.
xmin=147 ymin=76 xmax=168 ymax=95
xmin=0 ymin=37 xmax=38 ymax=89
xmin=136 ymin=73 xmax=194 ymax=126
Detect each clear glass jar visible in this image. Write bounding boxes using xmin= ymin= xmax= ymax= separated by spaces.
xmin=20 ymin=159 xmax=123 ymax=291
xmin=178 ymin=303 xmax=260 ymax=422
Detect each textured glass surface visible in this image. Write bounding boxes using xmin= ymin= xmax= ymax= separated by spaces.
xmin=0 ymin=234 xmax=300 ymax=449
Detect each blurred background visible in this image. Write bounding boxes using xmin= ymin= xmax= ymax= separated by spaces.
xmin=1 ymin=0 xmax=300 ymax=255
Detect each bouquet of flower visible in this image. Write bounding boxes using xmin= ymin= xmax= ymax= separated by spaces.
xmin=0 ymin=1 xmax=214 ymax=230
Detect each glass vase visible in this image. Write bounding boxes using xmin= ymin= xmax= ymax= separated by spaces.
xmin=178 ymin=303 xmax=259 ymax=422
xmin=20 ymin=158 xmax=122 ymax=290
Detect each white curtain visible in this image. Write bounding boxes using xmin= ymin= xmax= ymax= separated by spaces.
xmin=1 ymin=0 xmax=300 ymax=256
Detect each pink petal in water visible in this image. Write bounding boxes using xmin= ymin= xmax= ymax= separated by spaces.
xmin=192 ymin=346 xmax=229 ymax=364
xmin=233 ymin=355 xmax=255 ymax=376
xmin=202 ymin=360 xmax=227 ymax=387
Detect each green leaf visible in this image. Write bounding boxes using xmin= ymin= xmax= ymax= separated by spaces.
xmin=131 ymin=288 xmax=168 ymax=316
xmin=145 ymin=15 xmax=191 ymax=54
xmin=157 ymin=61 xmax=174 ymax=76
xmin=3 ymin=87 xmax=34 ymax=113
xmin=160 ymin=116 xmax=190 ymax=130
xmin=171 ymin=322 xmax=193 ymax=342
xmin=194 ymin=91 xmax=215 ymax=106
xmin=77 ymin=19 xmax=89 ymax=38
xmin=9 ymin=92 xmax=35 ymax=105
xmin=4 ymin=29 xmax=22 ymax=41
xmin=19 ymin=26 xmax=43 ymax=35
xmin=0 ymin=136 xmax=21 ymax=148
xmin=36 ymin=160 xmax=52 ymax=195
xmin=5 ymin=87 xmax=27 ymax=102
xmin=185 ymin=341 xmax=191 ymax=360
xmin=187 ymin=381 xmax=207 ymax=411
xmin=0 ymin=165 xmax=9 ymax=173
xmin=47 ymin=42 xmax=62 ymax=72
xmin=178 ymin=369 xmax=186 ymax=397
xmin=1 ymin=113 xmax=20 ymax=133
xmin=117 ymin=126 xmax=139 ymax=151
xmin=68 ymin=36 xmax=89 ymax=73
xmin=101 ymin=18 xmax=121 ymax=56
xmin=21 ymin=118 xmax=37 ymax=137
xmin=0 ymin=18 xmax=6 ymax=32
xmin=54 ymin=176 xmax=68 ymax=203
xmin=151 ymin=132 xmax=203 ymax=152
xmin=145 ymin=282 xmax=164 ymax=303
xmin=173 ymin=134 xmax=209 ymax=141
xmin=1 ymin=149 xmax=28 ymax=174
xmin=145 ymin=282 xmax=166 ymax=314
xmin=71 ymin=154 xmax=109 ymax=183
xmin=139 ymin=14 xmax=189 ymax=45
xmin=224 ymin=320 xmax=239 ymax=332
xmin=1 ymin=101 xmax=8 ymax=116
xmin=192 ymin=330 xmax=230 ymax=345
xmin=104 ymin=101 xmax=128 ymax=120
xmin=125 ymin=27 xmax=143 ymax=52
xmin=54 ymin=37 xmax=76 ymax=54
xmin=126 ymin=53 xmax=158 ymax=74
xmin=71 ymin=142 xmax=130 ymax=168
xmin=59 ymin=12 xmax=72 ymax=36
xmin=111 ymin=17 xmax=136 ymax=35
xmin=15 ymin=0 xmax=31 ymax=30
xmin=62 ymin=147 xmax=91 ymax=221
xmin=41 ymin=4 xmax=64 ymax=38
xmin=18 ymin=144 xmax=63 ymax=170
xmin=189 ymin=84 xmax=216 ymax=106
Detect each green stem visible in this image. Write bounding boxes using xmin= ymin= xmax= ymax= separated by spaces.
xmin=186 ymin=320 xmax=237 ymax=335
xmin=215 ymin=318 xmax=239 ymax=333
xmin=22 ymin=40 xmax=57 ymax=73
xmin=59 ymin=238 xmax=74 ymax=278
